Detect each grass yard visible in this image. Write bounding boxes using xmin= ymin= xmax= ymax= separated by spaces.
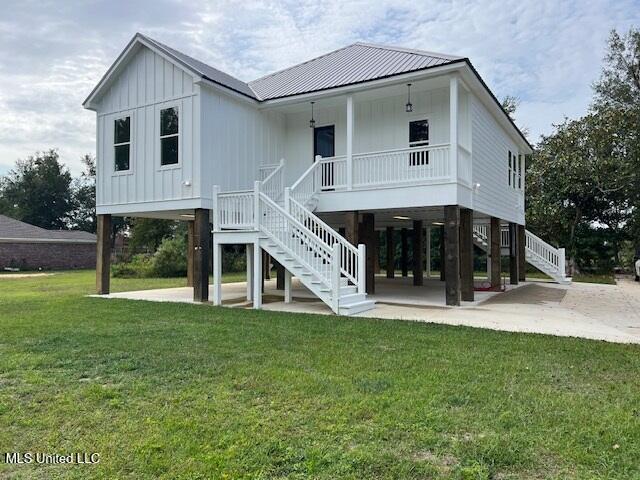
xmin=1 ymin=271 xmax=639 ymax=479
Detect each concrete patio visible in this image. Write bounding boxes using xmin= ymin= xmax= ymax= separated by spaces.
xmin=94 ymin=275 xmax=640 ymax=345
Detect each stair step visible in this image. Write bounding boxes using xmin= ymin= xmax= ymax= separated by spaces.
xmin=339 ymin=293 xmax=366 ymax=304
xmin=339 ymin=300 xmax=376 ymax=315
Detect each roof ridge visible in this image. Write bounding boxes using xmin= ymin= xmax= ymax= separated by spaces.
xmin=351 ymin=41 xmax=462 ymax=61
xmin=248 ymin=43 xmax=359 ymax=84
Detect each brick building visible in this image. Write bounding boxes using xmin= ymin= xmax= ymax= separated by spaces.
xmin=0 ymin=215 xmax=96 ymax=271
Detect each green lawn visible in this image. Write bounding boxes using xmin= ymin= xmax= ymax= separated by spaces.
xmin=1 ymin=271 xmax=639 ymax=479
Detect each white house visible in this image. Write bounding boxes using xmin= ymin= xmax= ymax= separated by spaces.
xmin=84 ymin=33 xmax=569 ymax=315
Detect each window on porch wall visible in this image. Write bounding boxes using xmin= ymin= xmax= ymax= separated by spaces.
xmin=409 ymin=119 xmax=429 ymax=166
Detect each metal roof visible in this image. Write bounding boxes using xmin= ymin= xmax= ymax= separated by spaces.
xmin=0 ymin=215 xmax=96 ymax=243
xmin=248 ymin=43 xmax=463 ymax=100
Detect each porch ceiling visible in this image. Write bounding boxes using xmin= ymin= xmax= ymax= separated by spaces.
xmin=317 ymin=206 xmax=498 ymax=229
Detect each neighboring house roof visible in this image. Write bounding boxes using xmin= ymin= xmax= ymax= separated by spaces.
xmin=0 ymin=215 xmax=96 ymax=243
xmin=248 ymin=43 xmax=463 ymax=100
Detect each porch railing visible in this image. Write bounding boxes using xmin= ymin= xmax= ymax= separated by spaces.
xmin=291 ymin=144 xmax=455 ymax=202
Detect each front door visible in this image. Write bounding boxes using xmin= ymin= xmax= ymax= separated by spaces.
xmin=314 ymin=125 xmax=335 ymax=189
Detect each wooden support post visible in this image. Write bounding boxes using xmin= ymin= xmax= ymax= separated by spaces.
xmin=187 ymin=220 xmax=194 ymax=287
xmin=444 ymin=206 xmax=461 ymax=306
xmin=509 ymin=222 xmax=519 ymax=285
xmin=345 ymin=211 xmax=359 ymax=246
xmin=193 ymin=208 xmax=210 ymax=302
xmin=518 ymin=224 xmax=526 ymax=282
xmin=374 ymin=232 xmax=380 ymax=274
xmin=361 ymin=213 xmax=375 ymax=294
xmin=412 ymin=220 xmax=424 ymax=286
xmin=400 ymin=228 xmax=409 ymax=277
xmin=426 ymin=227 xmax=431 ymax=278
xmin=96 ymin=214 xmax=111 ymax=295
xmin=386 ymin=227 xmax=395 ymax=278
xmin=275 ymin=260 xmax=285 ymax=290
xmin=490 ymin=217 xmax=501 ymax=288
xmin=440 ymin=225 xmax=445 ymax=281
xmin=263 ymin=252 xmax=271 ymax=280
xmin=460 ymin=208 xmax=474 ymax=301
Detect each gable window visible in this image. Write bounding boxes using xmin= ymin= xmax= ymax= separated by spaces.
xmin=508 ymin=151 xmax=523 ymax=190
xmin=409 ymin=119 xmax=429 ymax=166
xmin=160 ymin=107 xmax=179 ymax=166
xmin=518 ymin=154 xmax=523 ymax=189
xmin=508 ymin=151 xmax=512 ymax=187
xmin=114 ymin=116 xmax=131 ymax=171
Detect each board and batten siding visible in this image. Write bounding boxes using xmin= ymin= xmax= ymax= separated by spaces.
xmin=281 ymin=87 xmax=452 ymax=186
xmin=95 ymin=45 xmax=200 ymax=211
xmin=200 ymin=87 xmax=285 ymax=196
xmin=470 ymin=94 xmax=525 ymax=224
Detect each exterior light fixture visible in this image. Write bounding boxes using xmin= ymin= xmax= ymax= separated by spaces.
xmin=309 ymin=101 xmax=316 ymax=128
xmin=393 ymin=215 xmax=411 ymax=220
xmin=432 ymin=221 xmax=444 ymax=226
xmin=405 ymin=84 xmax=413 ymax=113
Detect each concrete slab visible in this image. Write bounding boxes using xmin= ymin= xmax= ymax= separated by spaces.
xmin=91 ymin=276 xmax=640 ymax=345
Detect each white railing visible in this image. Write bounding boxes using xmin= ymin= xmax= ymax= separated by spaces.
xmin=290 ymin=157 xmax=322 ymax=206
xmin=215 ymin=188 xmax=255 ymax=230
xmin=258 ymin=163 xmax=279 ymax=182
xmin=288 ymin=195 xmax=363 ymax=290
xmin=260 ymin=159 xmax=284 ymax=202
xmin=352 ymin=144 xmax=451 ymax=188
xmin=318 ymin=155 xmax=347 ymax=190
xmin=525 ymin=230 xmax=564 ymax=275
xmin=472 ymin=225 xmax=509 ymax=248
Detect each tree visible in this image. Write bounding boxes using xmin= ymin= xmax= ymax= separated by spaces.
xmin=0 ymin=150 xmax=73 ymax=229
xmin=128 ymin=218 xmax=178 ymax=253
xmin=69 ymin=154 xmax=97 ymax=233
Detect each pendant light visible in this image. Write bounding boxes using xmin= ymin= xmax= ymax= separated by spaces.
xmin=309 ymin=101 xmax=316 ymax=128
xmin=405 ymin=84 xmax=413 ymax=113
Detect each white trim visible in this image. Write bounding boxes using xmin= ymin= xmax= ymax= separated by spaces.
xmin=112 ymin=111 xmax=135 ymax=176
xmin=157 ymin=102 xmax=182 ymax=170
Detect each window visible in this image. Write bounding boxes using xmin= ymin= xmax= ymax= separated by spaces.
xmin=508 ymin=151 xmax=523 ymax=190
xmin=114 ymin=116 xmax=130 ymax=171
xmin=160 ymin=107 xmax=179 ymax=166
xmin=409 ymin=119 xmax=429 ymax=166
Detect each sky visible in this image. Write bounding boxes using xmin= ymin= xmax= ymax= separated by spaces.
xmin=0 ymin=0 xmax=638 ymax=175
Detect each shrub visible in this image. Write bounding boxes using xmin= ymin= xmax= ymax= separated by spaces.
xmin=151 ymin=236 xmax=187 ymax=277
xmin=112 ymin=254 xmax=154 ymax=278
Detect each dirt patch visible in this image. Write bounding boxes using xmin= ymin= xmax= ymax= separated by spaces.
xmin=479 ymin=283 xmax=567 ymax=306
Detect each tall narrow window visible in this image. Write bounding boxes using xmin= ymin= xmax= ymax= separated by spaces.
xmin=160 ymin=107 xmax=179 ymax=166
xmin=518 ymin=154 xmax=523 ymax=189
xmin=114 ymin=116 xmax=130 ymax=171
xmin=409 ymin=119 xmax=429 ymax=166
xmin=508 ymin=151 xmax=512 ymax=186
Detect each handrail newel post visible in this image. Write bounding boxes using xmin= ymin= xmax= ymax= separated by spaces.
xmin=253 ymin=180 xmax=261 ymax=231
xmin=559 ymin=248 xmax=566 ymax=278
xmin=357 ymin=243 xmax=366 ymax=294
xmin=332 ymin=243 xmax=341 ymax=314
xmin=314 ymin=155 xmax=322 ymax=193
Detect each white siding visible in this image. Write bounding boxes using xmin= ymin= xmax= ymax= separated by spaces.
xmin=200 ymin=87 xmax=285 ymax=195
xmin=470 ymin=94 xmax=524 ymax=224
xmin=281 ymin=87 xmax=450 ymax=185
xmin=95 ymin=45 xmax=199 ymax=211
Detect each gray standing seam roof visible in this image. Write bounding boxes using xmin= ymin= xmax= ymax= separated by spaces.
xmin=139 ymin=35 xmax=463 ymax=101
xmin=248 ymin=43 xmax=463 ymax=100
xmin=0 ymin=215 xmax=96 ymax=242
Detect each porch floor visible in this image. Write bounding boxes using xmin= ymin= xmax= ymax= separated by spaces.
xmin=93 ymin=276 xmax=640 ymax=344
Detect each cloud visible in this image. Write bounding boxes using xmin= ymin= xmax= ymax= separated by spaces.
xmin=0 ymin=0 xmax=638 ymax=174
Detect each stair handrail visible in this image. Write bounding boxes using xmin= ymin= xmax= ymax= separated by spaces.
xmin=256 ymin=188 xmax=335 ymax=285
xmin=288 ymin=195 xmax=362 ymax=290
xmin=290 ymin=156 xmax=321 ymax=206
xmin=260 ymin=159 xmax=285 ymax=202
xmin=525 ymin=230 xmax=566 ymax=276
